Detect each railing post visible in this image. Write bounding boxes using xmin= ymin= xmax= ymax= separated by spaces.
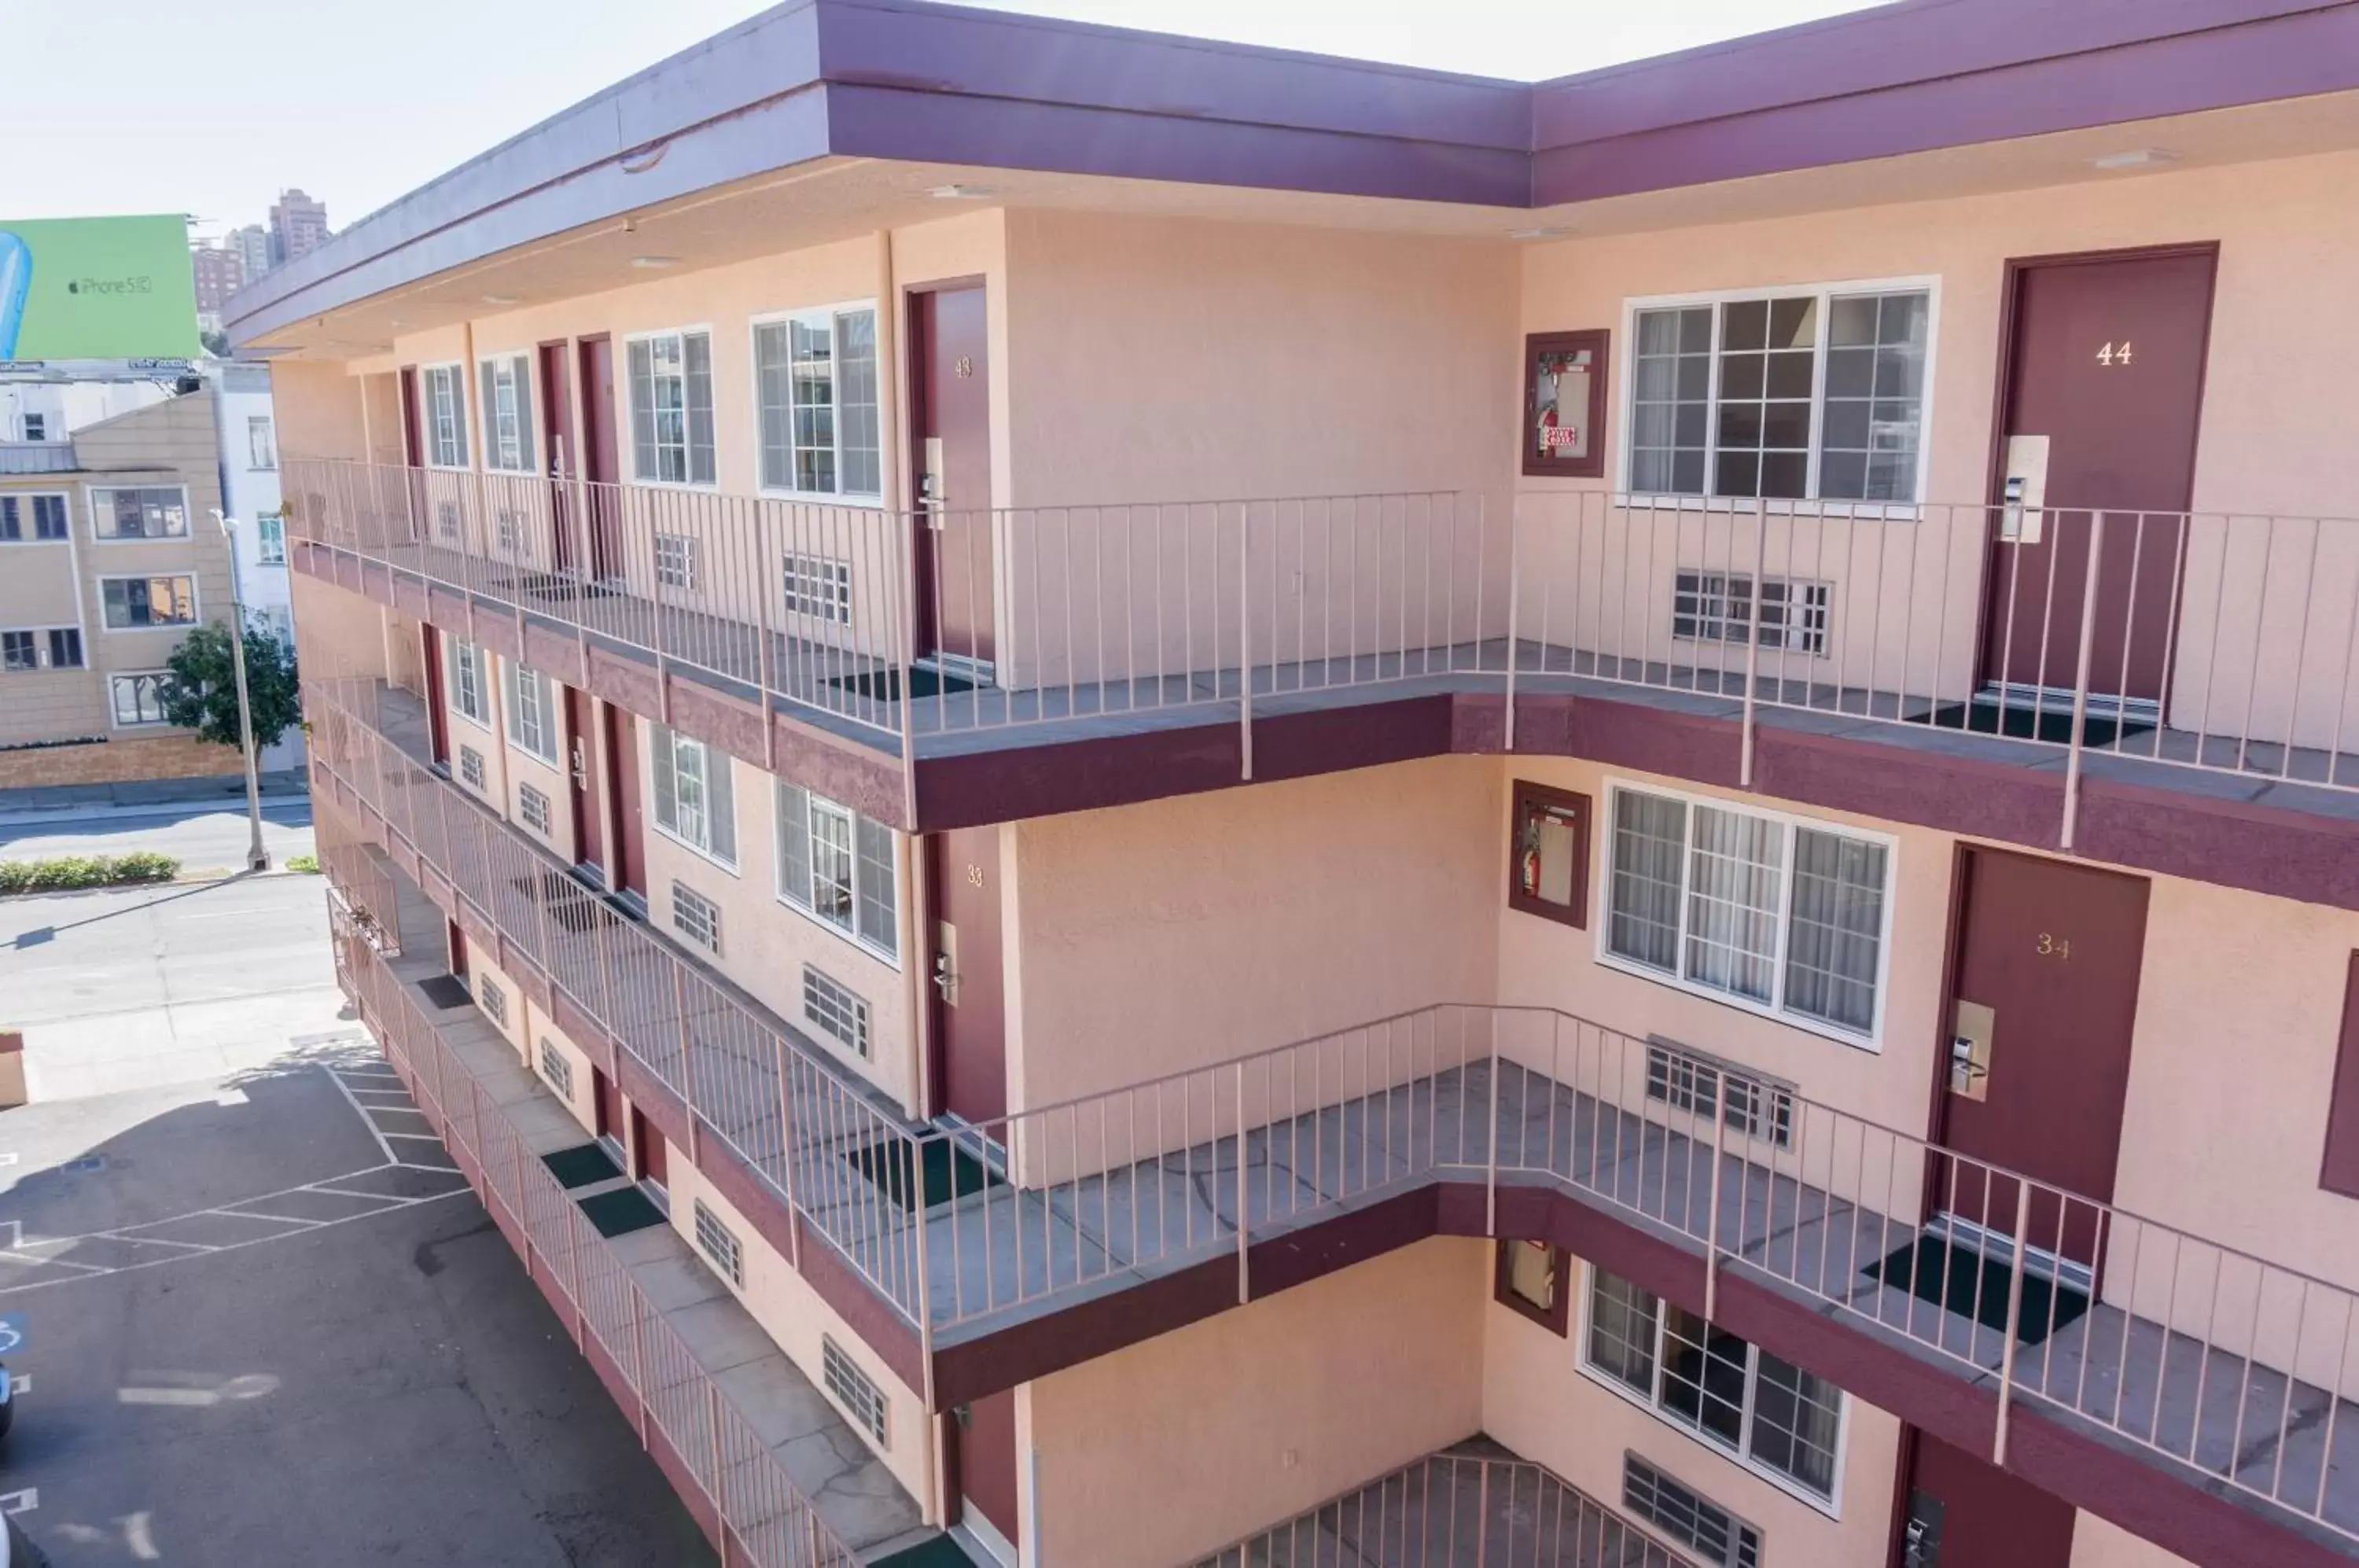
xmin=1485 ymin=1019 xmax=1501 ymax=1237
xmin=674 ymin=963 xmax=700 ymax=1163
xmin=2059 ymin=510 xmax=2107 ymax=852
xmin=1993 ymin=1180 xmax=2033 ymax=1466
xmin=1474 ymin=1459 xmax=1492 ymax=1563
xmin=706 ymin=1380 xmax=733 ymax=1567
xmin=1740 ymin=515 xmax=1764 ymax=790
xmin=1237 ymin=504 xmax=1254 ymax=782
xmin=756 ymin=499 xmax=778 ymax=775
xmin=632 ymin=1299 xmax=652 ymax=1446
xmin=1704 ymin=1088 xmax=1728 ymax=1321
xmin=1235 ymin=1062 xmax=1252 ymax=1305
xmin=773 ymin=1036 xmax=802 ymax=1271
xmin=911 ymin=1128 xmax=937 ymax=1415
xmin=1501 ymin=493 xmax=1520 ymax=754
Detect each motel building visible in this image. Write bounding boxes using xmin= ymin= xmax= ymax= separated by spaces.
xmin=226 ymin=2 xmax=2359 ymax=1565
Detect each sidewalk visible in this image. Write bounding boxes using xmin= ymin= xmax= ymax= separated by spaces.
xmin=0 ymin=769 xmax=310 ymax=829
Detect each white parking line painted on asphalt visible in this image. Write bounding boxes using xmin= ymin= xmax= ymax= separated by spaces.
xmin=213 ymin=1088 xmax=248 ymax=1106
xmin=324 ymin=1062 xmax=400 ymax=1166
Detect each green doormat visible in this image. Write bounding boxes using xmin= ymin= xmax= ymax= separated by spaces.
xmin=872 ymin=1535 xmax=988 ymax=1567
xmin=826 ymin=666 xmax=978 ymax=702
xmin=1864 ymin=1235 xmax=2092 ymax=1347
xmin=578 ymin=1184 xmax=668 ymax=1238
xmin=846 ymin=1136 xmax=1000 ymax=1213
xmin=542 ymin=1142 xmax=622 ymax=1190
xmin=1918 ymin=702 xmax=2151 ymax=749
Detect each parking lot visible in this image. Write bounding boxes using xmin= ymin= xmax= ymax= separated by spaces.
xmin=0 ymin=829 xmax=714 ymax=1566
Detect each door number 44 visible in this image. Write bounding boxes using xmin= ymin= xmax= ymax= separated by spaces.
xmin=2096 ymin=340 xmax=2135 ymax=366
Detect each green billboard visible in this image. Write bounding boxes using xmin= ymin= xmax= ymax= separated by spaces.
xmin=0 ymin=215 xmax=201 ymax=363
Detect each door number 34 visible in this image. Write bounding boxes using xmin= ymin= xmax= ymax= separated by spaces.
xmin=2037 ymin=931 xmax=2073 ymax=959
xmin=2096 ymin=340 xmax=2134 ymax=366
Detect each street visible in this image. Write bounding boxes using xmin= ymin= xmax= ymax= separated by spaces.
xmin=0 ymin=801 xmax=316 ymax=878
xmin=0 ymin=803 xmax=714 ymax=1565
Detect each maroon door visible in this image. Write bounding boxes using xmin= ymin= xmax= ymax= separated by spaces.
xmin=631 ymin=1106 xmax=668 ymax=1187
xmin=564 ymin=684 xmax=603 ymax=875
xmin=909 ymin=285 xmax=995 ymax=671
xmin=602 ymin=702 xmax=646 ymax=900
xmin=1978 ymin=246 xmax=2217 ymax=709
xmin=419 ymin=625 xmax=452 ymax=767
xmin=928 ymin=825 xmax=1007 ymax=1125
xmin=538 ymin=339 xmax=580 ymax=574
xmin=1938 ymin=848 xmax=2149 ymax=1268
xmin=446 ymin=919 xmax=469 ymax=978
xmin=576 ymin=334 xmax=623 ymax=582
xmin=1897 ymin=1432 xmax=2075 ymax=1568
xmin=399 ymin=364 xmax=429 ymax=543
xmin=593 ymin=1069 xmax=624 ymax=1145
xmin=954 ymin=1389 xmax=1021 ymax=1551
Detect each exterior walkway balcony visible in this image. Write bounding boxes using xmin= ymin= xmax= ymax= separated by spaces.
xmin=306 ymin=670 xmax=2359 ymax=1568
xmin=285 ymin=456 xmax=2359 ymax=916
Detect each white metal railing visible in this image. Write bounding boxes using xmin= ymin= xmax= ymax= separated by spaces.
xmin=1187 ymin=1447 xmax=1698 ymax=1567
xmin=0 ymin=441 xmax=75 ymax=474
xmin=285 ymin=456 xmax=2359 ymax=842
xmin=342 ymin=928 xmax=863 ymax=1568
xmin=303 ymin=640 xmax=2359 ymax=1549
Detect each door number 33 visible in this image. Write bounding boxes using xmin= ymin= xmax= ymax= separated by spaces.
xmin=2037 ymin=931 xmax=2073 ymax=959
xmin=2096 ymin=340 xmax=2134 ymax=367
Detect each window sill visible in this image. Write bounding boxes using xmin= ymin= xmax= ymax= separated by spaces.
xmin=506 ymin=737 xmax=561 ymax=770
xmin=1574 ymin=1362 xmax=1844 ymax=1521
xmin=1610 ymin=494 xmax=1923 ymax=523
xmin=452 ymin=707 xmax=495 ymax=734
xmin=629 ymin=476 xmax=722 ymax=495
xmin=1592 ymin=950 xmax=1882 ymax=1055
xmin=772 ymin=893 xmax=902 ymax=971
xmin=92 ymin=536 xmax=196 ymax=546
xmin=758 ymin=487 xmax=886 ymax=510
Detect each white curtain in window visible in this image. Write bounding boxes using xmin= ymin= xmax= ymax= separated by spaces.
xmin=1608 ymin=791 xmax=1685 ymax=971
xmin=1684 ymin=804 xmax=1783 ymax=1003
xmin=1783 ymin=828 xmax=1886 ymax=1032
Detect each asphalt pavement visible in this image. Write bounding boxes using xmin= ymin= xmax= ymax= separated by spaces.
xmin=0 ymin=801 xmax=315 ymax=875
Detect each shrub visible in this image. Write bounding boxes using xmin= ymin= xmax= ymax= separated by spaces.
xmin=285 ymin=854 xmax=321 ymax=874
xmin=0 ymin=852 xmax=180 ymax=895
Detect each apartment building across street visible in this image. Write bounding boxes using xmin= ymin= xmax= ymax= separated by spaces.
xmin=229 ymin=2 xmax=2359 ymax=1564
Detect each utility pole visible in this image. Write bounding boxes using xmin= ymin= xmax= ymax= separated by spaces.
xmin=212 ymin=510 xmax=271 ymax=874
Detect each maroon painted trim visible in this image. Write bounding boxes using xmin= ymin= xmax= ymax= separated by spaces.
xmin=1507 ymin=779 xmax=1592 ymax=929
xmin=230 ymin=0 xmax=2359 ymax=348
xmin=1521 ymin=329 xmax=1610 ymax=480
xmin=2320 ymin=952 xmax=2359 ymax=1198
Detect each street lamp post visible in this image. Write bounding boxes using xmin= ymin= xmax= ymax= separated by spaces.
xmin=212 ymin=510 xmax=271 ymax=874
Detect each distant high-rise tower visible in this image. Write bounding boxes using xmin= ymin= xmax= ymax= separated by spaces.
xmin=268 ymin=189 xmax=329 ymax=266
xmin=231 ymin=224 xmax=271 ymax=282
xmin=189 ymin=241 xmax=245 ymax=315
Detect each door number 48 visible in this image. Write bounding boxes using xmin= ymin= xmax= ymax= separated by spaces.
xmin=2096 ymin=340 xmax=2135 ymax=366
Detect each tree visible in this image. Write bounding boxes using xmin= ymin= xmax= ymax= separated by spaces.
xmin=159 ymin=621 xmax=303 ymax=751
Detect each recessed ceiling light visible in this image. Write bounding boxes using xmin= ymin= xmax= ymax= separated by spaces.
xmin=1507 ymin=226 xmax=1570 ymax=241
xmin=629 ymin=256 xmax=680 ymax=269
xmin=928 ymin=183 xmax=996 ymax=200
xmin=481 ymin=293 xmax=521 ymax=307
xmin=2093 ymin=148 xmax=2177 ymax=171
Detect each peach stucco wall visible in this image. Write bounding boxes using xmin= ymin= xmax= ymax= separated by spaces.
xmin=1483 ymin=1278 xmax=1902 ymax=1567
xmin=2070 ymin=1510 xmax=2198 ymax=1568
xmin=1003 ymin=756 xmax=1504 ymax=1114
xmin=1025 ymin=1236 xmax=1489 ymax=1567
xmin=634 ymin=734 xmax=924 ymax=1117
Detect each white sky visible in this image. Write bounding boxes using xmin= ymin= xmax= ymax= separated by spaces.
xmin=14 ymin=0 xmax=1880 ymax=241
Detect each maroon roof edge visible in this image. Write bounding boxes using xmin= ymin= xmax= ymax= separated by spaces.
xmin=225 ymin=0 xmax=2359 ymax=347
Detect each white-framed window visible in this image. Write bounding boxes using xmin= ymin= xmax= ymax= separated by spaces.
xmin=1622 ymin=1454 xmax=1763 ymax=1568
xmin=651 ymin=723 xmax=737 ymax=868
xmin=18 ymin=413 xmax=46 ymax=442
xmin=1622 ymin=281 xmax=1934 ymax=504
xmin=1672 ymin=572 xmax=1829 ymax=657
xmin=1 ymin=628 xmax=81 ymax=671
xmin=1584 ymin=1264 xmax=1846 ymax=1510
xmin=692 ymin=1198 xmax=745 ymax=1286
xmin=782 ymin=554 xmax=852 ymax=624
xmin=775 ymin=780 xmax=896 ymax=961
xmin=256 ymin=512 xmax=287 ymax=565
xmin=803 ymin=966 xmax=871 ymax=1058
xmin=1599 ymin=783 xmax=1892 ymax=1045
xmin=450 ymin=637 xmax=491 ymax=727
xmin=100 ymin=575 xmax=197 ymax=629
xmin=821 ymin=1337 xmax=889 ymax=1447
xmin=0 ymin=493 xmax=69 ymax=542
xmin=672 ymin=881 xmax=722 ymax=955
xmin=504 ymin=661 xmax=558 ymax=764
xmin=537 ymin=1036 xmax=575 ymax=1100
xmin=421 ymin=363 xmax=469 ymax=469
xmin=654 ymin=533 xmax=698 ymax=591
xmin=458 ymin=745 xmax=486 ymax=789
xmin=1646 ymin=1040 xmax=1794 ymax=1149
xmin=625 ymin=329 xmax=716 ymax=486
xmin=109 ymin=672 xmax=173 ymax=727
xmin=248 ymin=415 xmax=277 ymax=470
xmin=753 ymin=305 xmax=881 ymax=498
xmin=477 ymin=354 xmax=535 ymax=473
xmin=477 ymin=974 xmax=508 ymax=1026
xmin=91 ymin=486 xmax=190 ymax=539
xmin=518 ymin=782 xmax=553 ymax=836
